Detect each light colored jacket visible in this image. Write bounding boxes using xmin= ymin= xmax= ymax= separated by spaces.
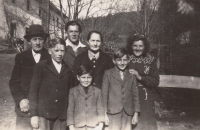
xmin=67 ymin=85 xmax=104 ymax=127
xmin=102 ymin=67 xmax=140 ymax=115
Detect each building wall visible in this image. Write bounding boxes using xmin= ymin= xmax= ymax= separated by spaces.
xmin=0 ymin=0 xmax=8 ymax=39
xmin=0 ymin=0 xmax=66 ymax=43
xmin=49 ymin=9 xmax=64 ymax=39
xmin=3 ymin=0 xmax=42 ymax=39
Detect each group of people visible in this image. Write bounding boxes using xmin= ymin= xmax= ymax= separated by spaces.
xmin=9 ymin=21 xmax=159 ymax=130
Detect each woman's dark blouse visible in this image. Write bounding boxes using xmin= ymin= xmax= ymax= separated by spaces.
xmin=128 ymin=54 xmax=159 ymax=130
xmin=128 ymin=54 xmax=159 ymax=88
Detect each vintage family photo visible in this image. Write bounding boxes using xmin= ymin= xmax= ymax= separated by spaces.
xmin=0 ymin=0 xmax=200 ymax=130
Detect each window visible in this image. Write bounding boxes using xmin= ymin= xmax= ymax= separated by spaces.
xmin=10 ymin=22 xmax=16 ymax=37
xmin=57 ymin=18 xmax=59 ymax=27
xmin=12 ymin=0 xmax=15 ymax=3
xmin=39 ymin=8 xmax=42 ymax=17
xmin=27 ymin=0 xmax=30 ymax=11
xmin=25 ymin=27 xmax=29 ymax=35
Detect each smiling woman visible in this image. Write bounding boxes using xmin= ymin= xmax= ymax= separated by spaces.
xmin=126 ymin=34 xmax=159 ymax=130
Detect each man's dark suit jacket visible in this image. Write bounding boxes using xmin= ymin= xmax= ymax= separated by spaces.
xmin=63 ymin=45 xmax=87 ymax=69
xmin=29 ymin=58 xmax=72 ymax=119
xmin=9 ymin=49 xmax=50 ymax=117
xmin=73 ymin=50 xmax=114 ymax=89
xmin=102 ymin=67 xmax=140 ymax=115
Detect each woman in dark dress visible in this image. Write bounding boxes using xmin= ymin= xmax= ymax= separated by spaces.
xmin=126 ymin=34 xmax=159 ymax=130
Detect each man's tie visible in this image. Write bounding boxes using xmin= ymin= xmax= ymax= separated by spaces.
xmin=120 ymin=71 xmax=124 ymax=80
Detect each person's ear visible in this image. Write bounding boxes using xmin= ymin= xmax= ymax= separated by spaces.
xmin=112 ymin=58 xmax=116 ymax=64
xmin=48 ymin=48 xmax=52 ymax=55
xmin=87 ymin=40 xmax=90 ymax=45
xmin=77 ymin=75 xmax=80 ymax=81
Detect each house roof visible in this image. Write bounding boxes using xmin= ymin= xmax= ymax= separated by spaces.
xmin=35 ymin=0 xmax=67 ymax=18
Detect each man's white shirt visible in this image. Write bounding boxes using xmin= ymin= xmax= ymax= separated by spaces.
xmin=32 ymin=49 xmax=41 ymax=63
xmin=65 ymin=39 xmax=86 ymax=52
xmin=52 ymin=59 xmax=62 ymax=73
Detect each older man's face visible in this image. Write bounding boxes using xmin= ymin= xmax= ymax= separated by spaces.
xmin=30 ymin=37 xmax=44 ymax=52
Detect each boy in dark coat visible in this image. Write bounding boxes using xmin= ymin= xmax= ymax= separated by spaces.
xmin=29 ymin=38 xmax=72 ymax=130
xmin=102 ymin=48 xmax=140 ymax=130
xmin=9 ymin=24 xmax=50 ymax=130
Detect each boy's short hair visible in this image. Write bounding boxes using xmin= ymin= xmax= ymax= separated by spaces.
xmin=48 ymin=38 xmax=66 ymax=49
xmin=113 ymin=48 xmax=128 ymax=59
xmin=77 ymin=65 xmax=94 ymax=77
xmin=65 ymin=21 xmax=82 ymax=33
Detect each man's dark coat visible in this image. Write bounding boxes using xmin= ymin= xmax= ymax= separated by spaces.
xmin=29 ymin=58 xmax=72 ymax=119
xmin=9 ymin=49 xmax=50 ymax=117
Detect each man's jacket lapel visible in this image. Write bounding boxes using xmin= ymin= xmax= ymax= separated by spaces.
xmin=111 ymin=67 xmax=123 ymax=83
xmin=46 ymin=58 xmax=59 ymax=77
xmin=59 ymin=62 xmax=71 ymax=79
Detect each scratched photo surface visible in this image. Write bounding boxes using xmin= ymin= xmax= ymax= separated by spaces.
xmin=0 ymin=0 xmax=200 ymax=130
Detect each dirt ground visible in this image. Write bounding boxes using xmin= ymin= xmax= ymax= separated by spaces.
xmin=0 ymin=53 xmax=16 ymax=130
xmin=0 ymin=50 xmax=200 ymax=130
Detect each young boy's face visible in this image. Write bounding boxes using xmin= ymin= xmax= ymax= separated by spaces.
xmin=113 ymin=55 xmax=129 ymax=71
xmin=48 ymin=44 xmax=65 ymax=64
xmin=77 ymin=73 xmax=93 ymax=88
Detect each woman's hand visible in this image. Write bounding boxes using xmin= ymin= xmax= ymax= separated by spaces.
xmin=132 ymin=112 xmax=139 ymax=125
xmin=129 ymin=69 xmax=141 ymax=80
xmin=31 ymin=116 xmax=40 ymax=129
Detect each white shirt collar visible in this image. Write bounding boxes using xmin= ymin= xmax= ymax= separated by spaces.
xmin=52 ymin=59 xmax=62 ymax=73
xmin=32 ymin=49 xmax=41 ymax=63
xmin=88 ymin=50 xmax=100 ymax=60
xmin=65 ymin=39 xmax=86 ymax=52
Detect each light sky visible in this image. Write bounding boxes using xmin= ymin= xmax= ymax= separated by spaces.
xmin=50 ymin=0 xmax=139 ymax=19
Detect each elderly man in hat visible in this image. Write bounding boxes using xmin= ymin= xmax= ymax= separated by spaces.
xmin=9 ymin=24 xmax=50 ymax=130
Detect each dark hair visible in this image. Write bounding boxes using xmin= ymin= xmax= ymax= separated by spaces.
xmin=126 ymin=34 xmax=149 ymax=56
xmin=65 ymin=21 xmax=82 ymax=33
xmin=87 ymin=30 xmax=103 ymax=43
xmin=113 ymin=48 xmax=128 ymax=59
xmin=77 ymin=65 xmax=94 ymax=77
xmin=48 ymin=38 xmax=66 ymax=49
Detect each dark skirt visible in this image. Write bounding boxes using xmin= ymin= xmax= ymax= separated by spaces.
xmin=133 ymin=85 xmax=157 ymax=130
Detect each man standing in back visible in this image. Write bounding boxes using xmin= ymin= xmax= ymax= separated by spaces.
xmin=9 ymin=24 xmax=50 ymax=130
xmin=63 ymin=21 xmax=87 ymax=68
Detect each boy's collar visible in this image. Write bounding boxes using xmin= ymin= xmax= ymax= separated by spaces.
xmin=114 ymin=66 xmax=128 ymax=72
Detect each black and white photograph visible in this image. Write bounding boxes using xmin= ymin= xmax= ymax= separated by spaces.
xmin=0 ymin=0 xmax=200 ymax=130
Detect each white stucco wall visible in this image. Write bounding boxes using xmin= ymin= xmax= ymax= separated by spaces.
xmin=0 ymin=0 xmax=9 ymax=39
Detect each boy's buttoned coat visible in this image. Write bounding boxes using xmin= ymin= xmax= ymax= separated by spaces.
xmin=67 ymin=85 xmax=104 ymax=128
xmin=102 ymin=67 xmax=140 ymax=116
xmin=9 ymin=49 xmax=50 ymax=117
xmin=29 ymin=58 xmax=72 ymax=119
